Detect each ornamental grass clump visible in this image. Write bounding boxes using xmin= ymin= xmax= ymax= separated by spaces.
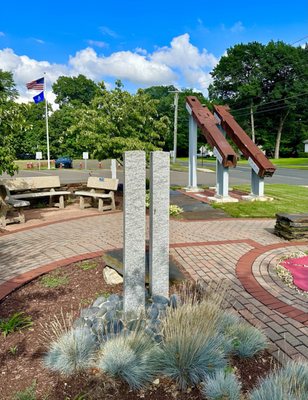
xmin=249 ymin=360 xmax=308 ymax=400
xmin=226 ymin=323 xmax=268 ymax=358
xmin=159 ymin=288 xmax=228 ymax=389
xmin=202 ymin=369 xmax=242 ymax=400
xmin=97 ymin=330 xmax=161 ymax=390
xmin=217 ymin=310 xmax=267 ymax=358
xmin=44 ymin=327 xmax=97 ymax=375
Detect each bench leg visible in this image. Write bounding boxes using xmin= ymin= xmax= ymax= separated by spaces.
xmin=0 ymin=214 xmax=7 ymax=228
xmin=98 ymin=198 xmax=104 ymax=212
xmin=59 ymin=195 xmax=65 ymax=209
xmin=110 ymin=192 xmax=115 ymax=210
xmin=79 ymin=196 xmax=85 ymax=210
xmin=17 ymin=208 xmax=25 ymax=224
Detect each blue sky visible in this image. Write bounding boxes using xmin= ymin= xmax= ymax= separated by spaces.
xmin=0 ymin=0 xmax=307 ymax=104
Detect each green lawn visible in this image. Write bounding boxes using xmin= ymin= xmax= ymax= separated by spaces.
xmin=212 ymin=184 xmax=308 ymax=218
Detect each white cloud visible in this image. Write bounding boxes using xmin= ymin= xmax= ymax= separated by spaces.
xmin=87 ymin=40 xmax=108 ymax=48
xmin=99 ymin=26 xmax=118 ymax=38
xmin=0 ymin=48 xmax=68 ymax=105
xmin=152 ymin=33 xmax=217 ymax=69
xmin=69 ymin=47 xmax=176 ymax=85
xmin=0 ymin=34 xmax=218 ymax=105
xmin=230 ymin=21 xmax=245 ymax=33
xmin=34 ymin=38 xmax=45 ymax=44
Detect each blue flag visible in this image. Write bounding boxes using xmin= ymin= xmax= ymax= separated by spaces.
xmin=33 ymin=91 xmax=44 ymax=104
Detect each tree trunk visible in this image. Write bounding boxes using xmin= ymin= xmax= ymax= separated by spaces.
xmin=274 ymin=110 xmax=289 ymax=159
xmin=250 ymin=101 xmax=255 ymax=143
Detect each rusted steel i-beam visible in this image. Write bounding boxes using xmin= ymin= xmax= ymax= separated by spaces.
xmin=186 ymin=96 xmax=237 ymax=168
xmin=214 ymin=105 xmax=276 ymax=178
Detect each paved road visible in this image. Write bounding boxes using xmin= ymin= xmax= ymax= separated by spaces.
xmin=2 ymin=163 xmax=308 ymax=187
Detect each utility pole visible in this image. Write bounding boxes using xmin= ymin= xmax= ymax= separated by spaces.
xmin=169 ymin=89 xmax=180 ymax=163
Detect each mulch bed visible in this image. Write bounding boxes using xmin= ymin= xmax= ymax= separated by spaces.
xmin=0 ymin=258 xmax=278 ymax=400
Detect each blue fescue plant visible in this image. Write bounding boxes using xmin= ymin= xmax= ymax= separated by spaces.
xmin=202 ymin=369 xmax=242 ymax=400
xmin=44 ymin=327 xmax=97 ymax=375
xmin=249 ymin=360 xmax=308 ymax=400
xmin=228 ymin=323 xmax=268 ymax=358
xmin=98 ymin=330 xmax=162 ymax=390
xmin=158 ymin=298 xmax=227 ymax=389
xmin=218 ymin=312 xmax=267 ymax=358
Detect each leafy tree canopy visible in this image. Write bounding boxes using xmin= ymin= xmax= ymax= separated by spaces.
xmin=52 ymin=74 xmax=102 ymax=108
xmin=209 ymin=41 xmax=308 ymax=158
xmin=0 ymin=70 xmax=27 ymax=175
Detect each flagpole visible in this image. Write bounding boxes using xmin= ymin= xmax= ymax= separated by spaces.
xmin=44 ymin=72 xmax=51 ymax=170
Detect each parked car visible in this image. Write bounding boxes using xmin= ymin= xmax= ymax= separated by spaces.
xmin=55 ymin=156 xmax=73 ymax=168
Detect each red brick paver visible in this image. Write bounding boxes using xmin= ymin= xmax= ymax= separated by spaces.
xmin=0 ymin=213 xmax=307 ymax=364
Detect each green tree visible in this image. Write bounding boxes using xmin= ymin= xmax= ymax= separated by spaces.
xmin=209 ymin=42 xmax=264 ymax=143
xmin=52 ymin=74 xmax=101 ymax=108
xmin=66 ymin=81 xmax=170 ymax=160
xmin=209 ymin=41 xmax=308 ymax=158
xmin=0 ymin=70 xmax=26 ymax=175
xmin=144 ymin=86 xmax=209 ymax=156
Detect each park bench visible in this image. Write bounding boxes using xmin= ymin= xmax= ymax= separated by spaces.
xmin=0 ymin=176 xmax=71 ymax=209
xmin=0 ymin=185 xmax=30 ymax=227
xmin=74 ymin=177 xmax=118 ymax=211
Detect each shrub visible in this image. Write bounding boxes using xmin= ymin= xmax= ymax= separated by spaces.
xmin=0 ymin=311 xmax=33 ymax=337
xmin=249 ymin=360 xmax=308 ymax=400
xmin=202 ymin=369 xmax=242 ymax=400
xmin=159 ymin=298 xmax=227 ymax=389
xmin=169 ymin=204 xmax=183 ymax=216
xmin=98 ymin=331 xmax=161 ymax=390
xmin=44 ymin=327 xmax=97 ymax=375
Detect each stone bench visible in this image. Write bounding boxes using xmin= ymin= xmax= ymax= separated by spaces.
xmin=75 ymin=177 xmax=118 ymax=211
xmin=0 ymin=176 xmax=71 ymax=210
xmin=0 ymin=185 xmax=30 ymax=227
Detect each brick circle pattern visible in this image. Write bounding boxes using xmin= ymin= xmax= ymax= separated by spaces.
xmin=236 ymin=242 xmax=308 ymax=326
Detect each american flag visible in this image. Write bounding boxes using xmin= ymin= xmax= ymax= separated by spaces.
xmin=26 ymin=77 xmax=44 ymax=90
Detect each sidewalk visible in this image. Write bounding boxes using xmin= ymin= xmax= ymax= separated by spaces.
xmin=0 ymin=203 xmax=307 ymax=364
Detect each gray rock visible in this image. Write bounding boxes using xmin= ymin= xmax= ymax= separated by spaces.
xmin=147 ymin=304 xmax=159 ymax=320
xmin=105 ymin=310 xmax=116 ymax=321
xmin=106 ymin=319 xmax=124 ymax=334
xmin=170 ymin=294 xmax=179 ymax=309
xmin=152 ymin=295 xmax=170 ymax=306
xmin=73 ymin=317 xmax=86 ymax=328
xmin=80 ymin=307 xmax=101 ymax=319
xmin=96 ymin=307 xmax=108 ymax=318
xmin=108 ymin=294 xmax=122 ymax=303
xmin=93 ymin=296 xmax=107 ymax=308
xmin=127 ymin=319 xmax=146 ymax=331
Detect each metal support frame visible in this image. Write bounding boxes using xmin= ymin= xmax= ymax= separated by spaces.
xmin=188 ymin=113 xmax=198 ymax=189
xmin=216 ymin=159 xmax=230 ymax=197
xmin=251 ymin=169 xmax=264 ymax=197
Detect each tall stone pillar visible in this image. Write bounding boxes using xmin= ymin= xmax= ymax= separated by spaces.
xmin=149 ymin=151 xmax=170 ymax=298
xmin=123 ymin=151 xmax=146 ymax=313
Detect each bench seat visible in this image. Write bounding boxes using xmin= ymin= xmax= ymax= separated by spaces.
xmin=74 ymin=177 xmax=118 ymax=212
xmin=1 ymin=177 xmax=71 ymax=209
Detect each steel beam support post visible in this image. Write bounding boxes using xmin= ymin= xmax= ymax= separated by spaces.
xmin=216 ymin=160 xmax=229 ymax=197
xmin=251 ymin=169 xmax=264 ymax=197
xmin=188 ymin=112 xmax=198 ymax=189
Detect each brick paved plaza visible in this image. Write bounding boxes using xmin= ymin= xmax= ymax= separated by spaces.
xmin=0 ymin=209 xmax=307 ymax=364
